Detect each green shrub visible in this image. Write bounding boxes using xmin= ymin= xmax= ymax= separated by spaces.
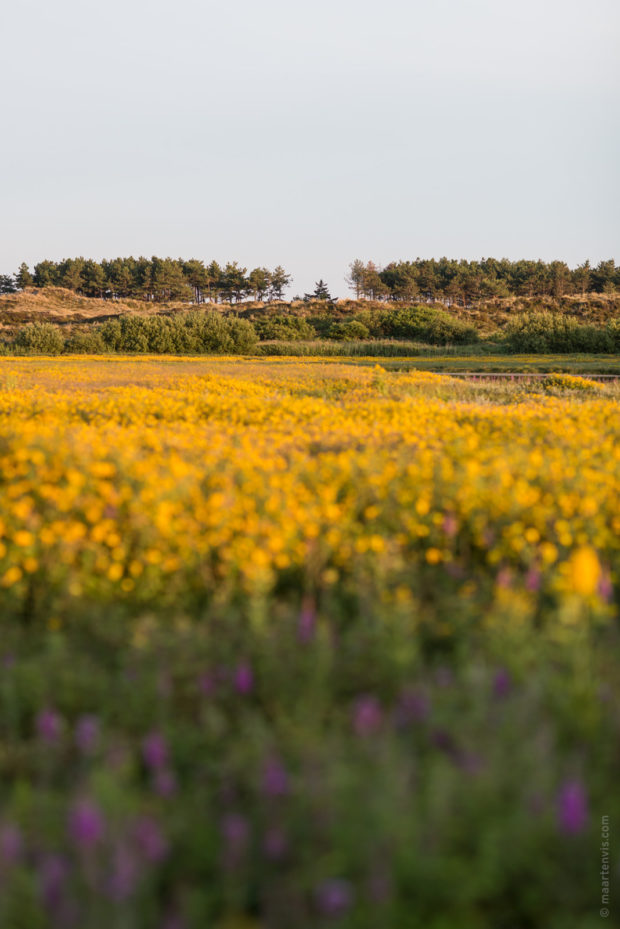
xmin=14 ymin=322 xmax=65 ymax=354
xmin=329 ymin=320 xmax=371 ymax=341
xmin=505 ymin=311 xmax=613 ymax=353
xmin=99 ymin=319 xmax=123 ymax=350
xmin=227 ymin=317 xmax=259 ymax=354
xmin=606 ymin=319 xmax=620 ymax=351
xmin=64 ymin=330 xmax=107 ymax=353
xmin=255 ymin=316 xmax=316 ymax=341
xmin=377 ymin=306 xmax=479 ymax=345
xmin=93 ymin=313 xmax=258 ymax=355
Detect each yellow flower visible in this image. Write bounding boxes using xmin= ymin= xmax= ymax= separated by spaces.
xmin=569 ymin=546 xmax=601 ymax=596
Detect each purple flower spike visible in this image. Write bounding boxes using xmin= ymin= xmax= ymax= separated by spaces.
xmin=153 ymin=769 xmax=177 ymax=797
xmin=557 ymin=779 xmax=588 ymax=835
xmin=598 ymin=572 xmax=613 ymax=602
xmin=75 ymin=714 xmax=100 ymax=754
xmin=142 ymin=732 xmax=168 ymax=770
xmin=493 ymin=668 xmax=511 ymax=699
xmin=298 ymin=598 xmax=316 ymax=643
xmin=133 ymin=816 xmax=169 ymax=863
xmin=0 ymin=824 xmax=23 ymax=865
xmin=263 ymin=826 xmax=288 ymax=860
xmin=220 ymin=813 xmax=249 ymax=869
xmin=396 ymin=687 xmax=430 ymax=725
xmin=262 ymin=758 xmax=289 ymax=797
xmin=352 ymin=695 xmax=382 ymax=737
xmin=39 ymin=854 xmax=69 ymax=909
xmin=315 ymin=878 xmax=354 ymax=917
xmin=68 ymin=799 xmax=105 ymax=848
xmin=36 ymin=707 xmax=62 ymax=744
xmin=107 ymin=843 xmax=138 ymax=901
xmin=233 ymin=662 xmax=254 ymax=695
xmin=525 ymin=568 xmax=541 ymax=592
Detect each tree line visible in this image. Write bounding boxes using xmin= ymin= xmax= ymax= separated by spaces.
xmin=0 ymin=258 xmax=292 ymax=303
xmin=347 ymin=258 xmax=619 ymax=303
xmin=1 ymin=256 xmax=618 ymax=306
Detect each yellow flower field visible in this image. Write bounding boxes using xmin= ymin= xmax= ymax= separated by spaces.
xmin=0 ymin=355 xmax=618 ymax=625
xmin=2 ymin=355 xmax=620 ymax=928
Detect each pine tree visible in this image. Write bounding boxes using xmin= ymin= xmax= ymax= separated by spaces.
xmin=306 ymin=280 xmax=332 ymax=301
xmin=0 ymin=274 xmax=16 ymax=294
xmin=268 ymin=266 xmax=292 ymax=301
xmin=15 ymin=262 xmax=33 ymax=289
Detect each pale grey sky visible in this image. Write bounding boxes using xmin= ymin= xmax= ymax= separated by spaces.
xmin=2 ymin=0 xmax=618 ymax=296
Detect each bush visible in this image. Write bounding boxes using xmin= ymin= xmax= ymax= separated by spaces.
xmin=377 ymin=306 xmax=479 ymax=345
xmin=14 ymin=322 xmax=65 ymax=354
xmin=227 ymin=318 xmax=259 ymax=354
xmin=64 ymin=330 xmax=107 ymax=353
xmin=505 ymin=312 xmax=613 ymax=353
xmin=255 ymin=316 xmax=316 ymax=341
xmin=329 ymin=320 xmax=371 ymax=341
xmin=94 ymin=313 xmax=259 ymax=355
xmin=99 ymin=319 xmax=123 ymax=351
xmin=606 ymin=319 xmax=620 ymax=351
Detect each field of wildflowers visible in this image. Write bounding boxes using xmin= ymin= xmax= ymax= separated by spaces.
xmin=0 ymin=356 xmax=619 ymax=928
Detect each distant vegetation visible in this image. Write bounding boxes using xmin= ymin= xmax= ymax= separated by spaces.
xmin=1 ymin=256 xmax=619 ymax=305
xmin=1 ymin=256 xmax=619 ymax=355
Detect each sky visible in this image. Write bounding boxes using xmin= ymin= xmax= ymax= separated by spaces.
xmin=2 ymin=0 xmax=619 ymax=297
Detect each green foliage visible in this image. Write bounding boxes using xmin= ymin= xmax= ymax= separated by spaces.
xmin=606 ymin=319 xmax=620 ymax=351
xmin=377 ymin=306 xmax=480 ymax=344
xmin=348 ymin=257 xmax=620 ymax=301
xmin=14 ymin=322 xmax=65 ymax=354
xmin=15 ymin=262 xmax=33 ymax=289
xmin=0 ymin=274 xmax=17 ymax=294
xmin=95 ymin=312 xmax=258 ymax=355
xmin=23 ymin=257 xmax=293 ymax=304
xmin=255 ymin=316 xmax=316 ymax=341
xmin=64 ymin=330 xmax=107 ymax=354
xmin=329 ymin=320 xmax=371 ymax=341
xmin=505 ymin=311 xmax=614 ymax=353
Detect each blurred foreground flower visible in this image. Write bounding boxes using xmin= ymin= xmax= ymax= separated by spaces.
xmin=557 ymin=780 xmax=588 ymax=835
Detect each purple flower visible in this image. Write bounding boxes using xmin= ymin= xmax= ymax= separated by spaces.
xmin=263 ymin=826 xmax=288 ymax=860
xmin=261 ymin=758 xmax=289 ymax=797
xmin=598 ymin=571 xmax=613 ymax=602
xmin=198 ymin=672 xmax=216 ymax=696
xmin=396 ymin=687 xmax=430 ymax=725
xmin=75 ymin=714 xmax=100 ymax=754
xmin=557 ymin=779 xmax=588 ymax=835
xmin=133 ymin=816 xmax=169 ymax=863
xmin=153 ymin=768 xmax=177 ymax=797
xmin=0 ymin=824 xmax=23 ymax=865
xmin=233 ymin=662 xmax=254 ymax=695
xmin=39 ymin=854 xmax=69 ymax=910
xmin=496 ymin=567 xmax=512 ymax=589
xmin=493 ymin=668 xmax=511 ymax=699
xmin=36 ymin=707 xmax=62 ymax=744
xmin=431 ymin=728 xmax=458 ymax=758
xmin=107 ymin=844 xmax=138 ymax=901
xmin=352 ymin=695 xmax=382 ymax=737
xmin=298 ymin=598 xmax=316 ymax=643
xmin=68 ymin=799 xmax=105 ymax=848
xmin=142 ymin=732 xmax=168 ymax=770
xmin=220 ymin=813 xmax=250 ymax=856
xmin=525 ymin=568 xmax=541 ymax=592
xmin=315 ymin=878 xmax=354 ymax=917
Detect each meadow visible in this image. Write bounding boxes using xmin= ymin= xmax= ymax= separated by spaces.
xmin=1 ymin=356 xmax=619 ymax=928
